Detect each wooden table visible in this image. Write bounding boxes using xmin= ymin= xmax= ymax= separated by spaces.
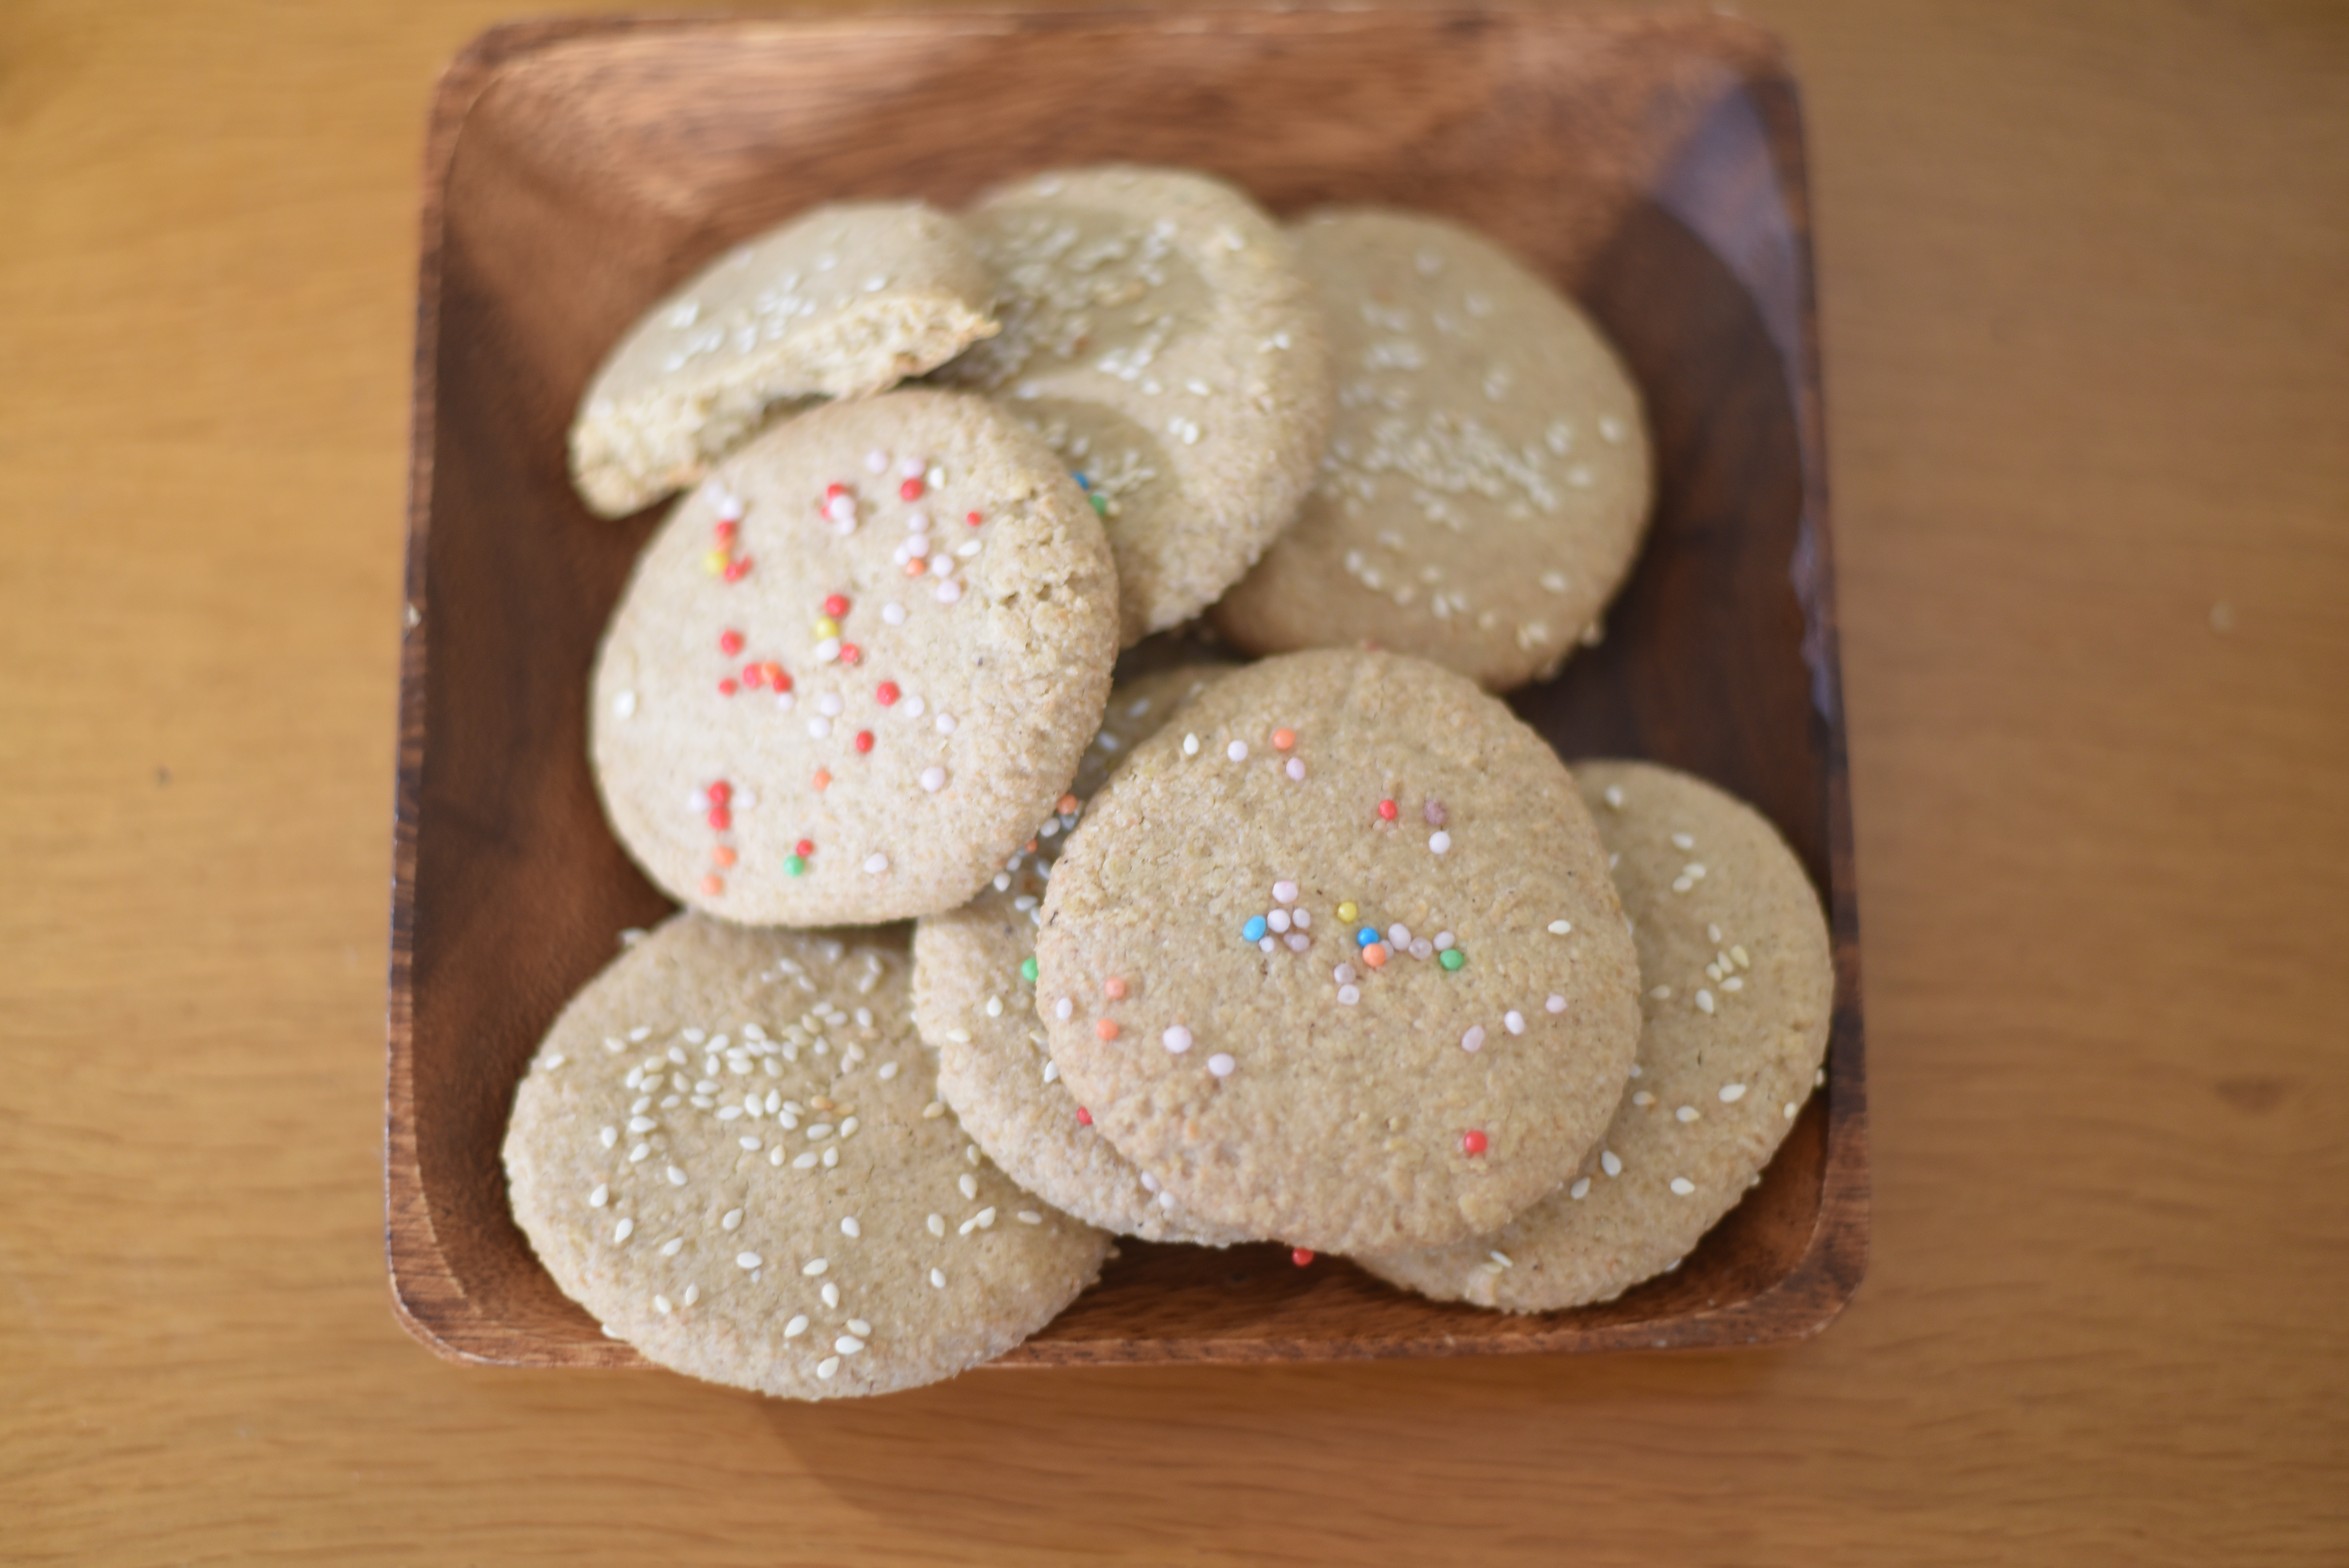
xmin=4 ymin=1 xmax=2342 ymax=1560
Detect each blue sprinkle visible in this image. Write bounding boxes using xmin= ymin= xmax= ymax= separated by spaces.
xmin=1356 ymin=926 xmax=1380 ymax=948
xmin=1242 ymin=915 xmax=1268 ymax=942
xmin=1071 ymin=471 xmax=1091 ymax=490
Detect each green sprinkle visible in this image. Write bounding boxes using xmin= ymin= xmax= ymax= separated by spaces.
xmin=784 ymin=854 xmax=806 ymax=878
xmin=1019 ymin=956 xmax=1038 ymax=984
xmin=1438 ymin=948 xmax=1465 ymax=972
xmin=1089 ymin=493 xmax=1109 ymax=517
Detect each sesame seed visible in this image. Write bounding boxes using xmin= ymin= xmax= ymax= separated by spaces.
xmin=1546 ymin=994 xmax=1567 ymax=1014
xmin=588 ymin=1184 xmax=609 ymax=1207
xmin=802 ymin=1258 xmax=827 ymax=1276
xmin=599 ymin=1126 xmax=618 ymax=1149
xmin=878 ymin=1062 xmax=899 ymax=1080
xmin=613 ymin=1218 xmax=634 ymax=1242
xmin=666 ymin=1165 xmax=687 ymax=1186
xmin=1547 ymin=919 xmax=1573 ymax=935
xmin=921 ymin=1101 xmax=946 ymax=1120
xmin=959 ymin=1173 xmax=978 ymax=1201
xmin=1720 ymin=1083 xmax=1748 ymax=1103
xmin=816 ymin=1357 xmax=840 ymax=1379
xmin=1670 ymin=1177 xmax=1697 ymax=1196
xmin=1633 ymin=1091 xmax=1656 ymax=1107
xmin=822 ymin=1147 xmax=838 ymax=1167
xmin=840 ymin=1217 xmax=861 ymax=1238
xmin=1504 ymin=1011 xmax=1525 ymax=1034
xmin=820 ymin=1280 xmax=839 ymax=1307
xmin=863 ymin=853 xmax=888 ymax=875
xmin=1018 ymin=1210 xmax=1044 ymax=1225
xmin=735 ymin=1251 xmax=763 ymax=1270
xmin=1207 ymin=1053 xmax=1236 ymax=1077
xmin=1600 ymin=1150 xmax=1622 ymax=1177
xmin=793 ymin=1151 xmax=818 ymax=1169
xmin=1696 ymin=990 xmax=1716 ymax=1014
xmin=1676 ymin=1106 xmax=1699 ymax=1123
xmin=722 ymin=1208 xmax=744 ymax=1230
xmin=835 ymin=1335 xmax=865 ymax=1355
xmin=784 ymin=1314 xmax=810 ymax=1338
xmin=1570 ymin=1177 xmax=1592 ymax=1200
xmin=1183 ymin=733 xmax=1199 ymax=756
xmin=1785 ymin=1102 xmax=1800 ymax=1120
xmin=654 ymin=1294 xmax=673 ymax=1314
xmin=1650 ymin=986 xmax=1672 ymax=1000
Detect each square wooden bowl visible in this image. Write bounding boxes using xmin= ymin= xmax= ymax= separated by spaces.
xmin=387 ymin=5 xmax=1867 ymax=1368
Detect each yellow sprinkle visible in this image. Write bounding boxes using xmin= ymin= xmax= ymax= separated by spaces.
xmin=703 ymin=551 xmax=729 ymax=575
xmin=1337 ymin=902 xmax=1358 ymax=923
xmin=814 ymin=616 xmax=839 ymax=639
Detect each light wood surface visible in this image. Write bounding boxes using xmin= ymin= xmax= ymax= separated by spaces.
xmin=2 ymin=0 xmax=2343 ymax=1561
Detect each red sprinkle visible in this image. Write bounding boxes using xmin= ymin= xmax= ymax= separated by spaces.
xmin=1378 ymin=798 xmax=1398 ymax=821
xmin=823 ymin=593 xmax=850 ymax=618
xmin=965 ymin=510 xmax=983 ymax=528
xmin=717 ymin=678 xmax=738 ymax=696
xmin=899 ymin=478 xmax=925 ymax=501
xmin=741 ymin=663 xmax=765 ymax=688
xmin=825 ymin=483 xmax=848 ymax=501
xmin=875 ymin=681 xmax=900 ymax=706
xmin=707 ymin=782 xmax=733 ymax=806
xmin=853 ymin=730 xmax=874 ymax=754
xmin=1291 ymin=1249 xmax=1315 ymax=1267
xmin=1461 ymin=1130 xmax=1489 ymax=1156
xmin=794 ymin=839 xmax=814 ymax=857
xmin=1075 ymin=1107 xmax=1093 ymax=1126
xmin=763 ymin=663 xmax=788 ymax=691
xmin=723 ymin=557 xmax=752 ymax=583
xmin=718 ymin=629 xmax=745 ymax=656
xmin=713 ymin=520 xmax=737 ymax=543
xmin=707 ymin=806 xmax=731 ymax=831
xmin=839 ymin=643 xmax=862 ymax=666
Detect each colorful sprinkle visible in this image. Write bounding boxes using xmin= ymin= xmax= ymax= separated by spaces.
xmin=700 ymin=874 xmax=725 ymax=897
xmin=853 ymin=730 xmax=875 ymax=754
xmin=1438 ymin=949 xmax=1465 ymax=972
xmin=718 ymin=629 xmax=744 ymax=656
xmin=795 ymin=839 xmax=814 ymax=857
xmin=823 ymin=593 xmax=850 ymax=619
xmin=811 ymin=769 xmax=831 ymax=791
xmin=1094 ymin=1019 xmax=1119 ymax=1041
xmin=1337 ymin=902 xmax=1358 ymax=923
xmin=707 ymin=805 xmax=731 ymax=831
xmin=876 ymin=681 xmax=900 ymax=706
xmin=1019 ymin=957 xmax=1038 ymax=984
xmin=900 ymin=477 xmax=925 ymax=501
xmin=1424 ymin=800 xmax=1448 ymax=827
xmin=839 ymin=644 xmax=862 ymax=666
xmin=1103 ymin=976 xmax=1128 ymax=1000
xmin=711 ymin=846 xmax=736 ymax=868
xmin=1291 ymin=1249 xmax=1315 ymax=1267
xmin=707 ymin=782 xmax=733 ymax=806
xmin=1461 ymin=1130 xmax=1488 ymax=1156
xmin=1362 ymin=944 xmax=1388 ymax=968
xmin=1089 ymin=494 xmax=1108 ymax=517
xmin=1355 ymin=927 xmax=1380 ymax=948
xmin=783 ymin=854 xmax=806 ymax=877
xmin=718 ymin=678 xmax=738 ymax=696
xmin=1076 ymin=1107 xmax=1093 ymax=1126
xmin=723 ymin=558 xmax=751 ymax=582
xmin=1271 ymin=728 xmax=1295 ymax=752
xmin=1057 ymin=793 xmax=1080 ymax=815
xmin=966 ymin=510 xmax=984 ymax=527
xmin=1243 ymin=916 xmax=1268 ymax=942
xmin=1378 ymin=799 xmax=1398 ymax=821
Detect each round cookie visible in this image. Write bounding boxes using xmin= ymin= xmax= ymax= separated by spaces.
xmin=934 ymin=166 xmax=1335 ymax=645
xmin=916 ymin=665 xmax=1253 ymax=1245
xmin=571 ymin=201 xmax=999 ymax=518
xmin=590 ymin=389 xmax=1120 ymax=925
xmin=1357 ymin=760 xmax=1835 ymax=1311
xmin=1034 ymin=650 xmax=1643 ymax=1255
xmin=503 ymin=915 xmax=1111 ymax=1399
xmin=1212 ymin=209 xmax=1653 ymax=691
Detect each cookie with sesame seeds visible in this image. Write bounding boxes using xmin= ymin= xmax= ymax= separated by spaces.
xmin=590 ymin=388 xmax=1120 ymax=925
xmin=569 ymin=201 xmax=1000 ymax=519
xmin=503 ymin=914 xmax=1110 ymax=1399
xmin=1033 ymin=649 xmax=1643 ymax=1256
xmin=1356 ymin=760 xmax=1834 ymax=1311
xmin=916 ymin=665 xmax=1254 ymax=1246
xmin=932 ymin=166 xmax=1335 ymax=645
xmin=1212 ymin=209 xmax=1653 ymax=691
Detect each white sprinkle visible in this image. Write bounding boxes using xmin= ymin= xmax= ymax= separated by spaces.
xmin=935 ymin=713 xmax=956 ymax=734
xmin=1720 ymin=1083 xmax=1748 ymax=1103
xmin=814 ymin=638 xmax=841 ymax=663
xmin=817 ymin=1356 xmax=840 ymax=1379
xmin=865 ymin=448 xmax=889 ymax=474
xmin=1273 ymin=880 xmax=1298 ymax=904
xmin=1334 ymin=963 xmax=1355 ymax=984
xmin=1259 ymin=936 xmax=1276 ymax=953
xmin=736 ymin=1251 xmax=763 ymax=1270
xmin=588 ymin=1184 xmax=609 ymax=1208
xmin=1670 ymin=1177 xmax=1697 ymax=1196
xmin=864 ymin=853 xmax=889 ymax=876
xmin=1547 ymin=919 xmax=1573 ymax=935
xmin=1293 ymin=908 xmax=1311 ymax=929
xmin=1140 ymin=1172 xmax=1162 ymax=1194
xmin=1429 ymin=831 xmax=1451 ymax=854
xmin=936 ymin=579 xmax=962 ymax=604
xmin=1547 ymin=994 xmax=1568 ymax=1014
xmin=806 ymin=716 xmax=832 ymax=739
xmin=1286 ymin=759 xmax=1306 ymax=781
xmin=802 ymin=1258 xmax=828 ymax=1276
xmin=613 ymin=1218 xmax=634 ymax=1242
xmin=817 ymin=692 xmax=843 ymax=718
xmin=1162 ymin=1025 xmax=1193 ymax=1054
xmin=1408 ymin=938 xmax=1431 ymax=960
xmin=1696 ymin=989 xmax=1716 ymax=1014
xmin=1570 ymin=1177 xmax=1592 ymax=1200
xmin=1460 ymin=1025 xmax=1485 ymax=1052
xmin=1207 ymin=1053 xmax=1236 ymax=1077
xmin=1672 ymin=832 xmax=1696 ymax=850
xmin=1600 ymin=1149 xmax=1623 ymax=1178
xmin=1017 ymin=1210 xmax=1043 ymax=1225
xmin=920 ymin=766 xmax=947 ymax=793
xmin=1434 ymin=932 xmax=1456 ymax=952
xmin=722 ymin=1208 xmax=743 ymax=1231
xmin=785 ymin=1314 xmax=810 ymax=1338
xmin=1055 ymin=998 xmax=1073 ymax=1021
xmin=1268 ymin=909 xmax=1291 ymax=934
xmin=612 ymin=690 xmax=636 ymax=718
xmin=1287 ymin=933 xmax=1310 ymax=953
xmin=1227 ymin=740 xmax=1249 ymax=762
xmin=1182 ymin=733 xmax=1200 ymax=757
xmin=1338 ymin=985 xmax=1361 ymax=1005
xmin=1387 ymin=924 xmax=1411 ymax=948
xmin=1504 ymin=1010 xmax=1526 ymax=1035
xmin=882 ymin=601 xmax=906 ymax=626
xmin=1676 ymin=1106 xmax=1700 ymax=1123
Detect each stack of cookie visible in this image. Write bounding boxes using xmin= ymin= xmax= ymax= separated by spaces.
xmin=501 ymin=168 xmax=1832 ymax=1401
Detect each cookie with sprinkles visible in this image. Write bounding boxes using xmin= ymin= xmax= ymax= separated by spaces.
xmin=1212 ymin=209 xmax=1653 ymax=691
xmin=916 ymin=665 xmax=1254 ymax=1246
xmin=1356 ymin=760 xmax=1834 ymax=1311
xmin=503 ymin=914 xmax=1110 ymax=1399
xmin=1034 ymin=650 xmax=1642 ymax=1255
xmin=590 ymin=388 xmax=1119 ymax=925
xmin=570 ymin=201 xmax=999 ymax=518
xmin=933 ymin=166 xmax=1335 ymax=645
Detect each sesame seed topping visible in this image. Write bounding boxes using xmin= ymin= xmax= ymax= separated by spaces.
xmin=666 ymin=1165 xmax=687 ymax=1186
xmin=588 ymin=1184 xmax=609 ymax=1207
xmin=1785 ymin=1102 xmax=1801 ymax=1120
xmin=1570 ymin=1177 xmax=1592 ymax=1200
xmin=1183 ymin=733 xmax=1200 ymax=756
xmin=1696 ymin=989 xmax=1716 ymax=1014
xmin=1600 ymin=1149 xmax=1623 ymax=1177
xmin=1017 ymin=1211 xmax=1043 ymax=1224
xmin=1670 ymin=1177 xmax=1697 ymax=1196
xmin=863 ymin=853 xmax=888 ymax=875
xmin=959 ymin=1173 xmax=978 ymax=1201
xmin=1633 ymin=1091 xmax=1656 ymax=1107
xmin=1720 ymin=1083 xmax=1748 ymax=1103
xmin=834 ymin=1335 xmax=865 ymax=1355
xmin=784 ymin=1314 xmax=809 ymax=1337
xmin=802 ymin=1258 xmax=827 ymax=1276
xmin=820 ymin=1279 xmax=839 ymax=1306
xmin=1547 ymin=919 xmax=1573 ymax=935
xmin=930 ymin=1268 xmax=947 ymax=1288
xmin=1676 ymin=1106 xmax=1699 ymax=1123
xmin=722 ymin=1208 xmax=743 ymax=1230
xmin=817 ymin=1356 xmax=839 ymax=1379
xmin=613 ymin=1218 xmax=634 ymax=1242
xmin=735 ymin=1251 xmax=763 ymax=1270
xmin=840 ymin=1217 xmax=861 ymax=1238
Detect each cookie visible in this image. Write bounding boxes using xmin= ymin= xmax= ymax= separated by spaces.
xmin=590 ymin=389 xmax=1120 ymax=925
xmin=1213 ymin=209 xmax=1652 ymax=690
xmin=934 ymin=166 xmax=1335 ymax=645
xmin=570 ymin=201 xmax=998 ymax=518
xmin=503 ymin=915 xmax=1111 ymax=1399
xmin=1033 ymin=650 xmax=1643 ymax=1255
xmin=1357 ymin=760 xmax=1835 ymax=1310
xmin=916 ymin=665 xmax=1253 ymax=1245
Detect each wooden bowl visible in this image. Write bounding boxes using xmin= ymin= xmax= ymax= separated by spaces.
xmin=387 ymin=6 xmax=1866 ymax=1368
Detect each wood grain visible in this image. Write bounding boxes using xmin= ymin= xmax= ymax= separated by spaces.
xmin=2 ymin=0 xmax=2345 ymax=1563
xmin=384 ymin=5 xmax=1865 ymax=1370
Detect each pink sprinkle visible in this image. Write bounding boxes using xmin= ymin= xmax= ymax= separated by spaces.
xmin=1461 ymin=1025 xmax=1486 ymax=1052
xmin=1546 ymin=994 xmax=1567 ymax=1014
xmin=1285 ymin=759 xmax=1306 ymax=781
xmin=1424 ymin=800 xmax=1447 ymax=827
xmin=1162 ymin=1025 xmax=1193 ymax=1054
xmin=1272 ymin=880 xmax=1298 ymax=905
xmin=1285 ymin=933 xmax=1309 ymax=953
